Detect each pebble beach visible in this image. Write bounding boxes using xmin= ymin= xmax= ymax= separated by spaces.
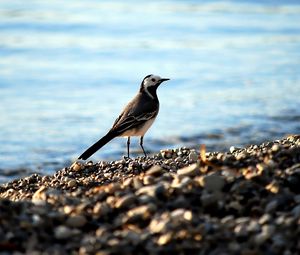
xmin=1 ymin=135 xmax=300 ymax=254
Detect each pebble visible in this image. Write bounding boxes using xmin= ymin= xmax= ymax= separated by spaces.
xmin=266 ymin=181 xmax=280 ymax=194
xmin=32 ymin=186 xmax=47 ymax=202
xmin=234 ymin=223 xmax=248 ymax=236
xmin=126 ymin=204 xmax=156 ymax=222
xmin=157 ymin=232 xmax=172 ymax=245
xmin=177 ymin=163 xmax=199 ymax=177
xmin=188 ymin=150 xmax=198 ymax=162
xmin=291 ymin=204 xmax=300 ymax=218
xmin=230 ymin=146 xmax=238 ymax=153
xmin=247 ymin=220 xmax=260 ymax=233
xmin=66 ymin=215 xmax=87 ymax=228
xmin=136 ymin=183 xmax=166 ymax=198
xmin=115 ymin=194 xmax=136 ymax=209
xmin=271 ymin=144 xmax=281 ymax=152
xmin=265 ymin=200 xmax=278 ymax=213
xmin=259 ymin=214 xmax=272 ymax=225
xmin=54 ymin=226 xmax=74 ymax=239
xmin=93 ymin=202 xmax=110 ymax=217
xmin=133 ymin=177 xmax=143 ymax=189
xmin=67 ymin=179 xmax=77 ymax=188
xmin=0 ymin=136 xmax=299 ymax=254
xmin=262 ymin=224 xmax=275 ymax=236
xmin=201 ymin=193 xmax=218 ymax=207
xmin=63 ymin=205 xmax=74 ymax=214
xmin=199 ymin=174 xmax=225 ymax=192
xmin=143 ymin=175 xmax=155 ymax=185
xmin=149 ymin=217 xmax=169 ymax=233
xmin=160 ymin=149 xmax=173 ymax=159
xmin=145 ymin=165 xmax=165 ymax=177
xmin=71 ymin=161 xmax=83 ymax=172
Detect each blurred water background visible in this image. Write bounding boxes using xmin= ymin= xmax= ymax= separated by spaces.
xmin=1 ymin=0 xmax=300 ymax=182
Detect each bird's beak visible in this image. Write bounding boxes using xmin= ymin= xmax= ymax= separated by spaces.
xmin=159 ymin=78 xmax=170 ymax=83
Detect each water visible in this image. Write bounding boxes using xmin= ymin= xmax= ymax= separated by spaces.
xmin=1 ymin=0 xmax=300 ymax=182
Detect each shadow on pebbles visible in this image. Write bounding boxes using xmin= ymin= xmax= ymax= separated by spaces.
xmin=1 ymin=135 xmax=300 ymax=255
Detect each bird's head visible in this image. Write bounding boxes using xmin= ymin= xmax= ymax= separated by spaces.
xmin=140 ymin=74 xmax=170 ymax=97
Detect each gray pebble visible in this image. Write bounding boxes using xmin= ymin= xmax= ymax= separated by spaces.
xmin=265 ymin=200 xmax=278 ymax=213
xmin=54 ymin=226 xmax=74 ymax=239
xmin=199 ymin=174 xmax=225 ymax=192
xmin=291 ymin=204 xmax=300 ymax=218
xmin=66 ymin=215 xmax=87 ymax=228
xmin=188 ymin=150 xmax=198 ymax=162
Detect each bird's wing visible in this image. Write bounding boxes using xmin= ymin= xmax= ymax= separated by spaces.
xmin=112 ymin=110 xmax=157 ymax=134
xmin=112 ymin=113 xmax=123 ymax=128
xmin=110 ymin=92 xmax=158 ymax=135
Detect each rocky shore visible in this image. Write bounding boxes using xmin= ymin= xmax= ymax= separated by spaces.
xmin=0 ymin=135 xmax=300 ymax=255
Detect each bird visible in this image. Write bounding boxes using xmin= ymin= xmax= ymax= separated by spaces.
xmin=78 ymin=74 xmax=170 ymax=160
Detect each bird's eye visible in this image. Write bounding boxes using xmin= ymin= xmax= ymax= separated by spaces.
xmin=151 ymin=78 xmax=156 ymax=82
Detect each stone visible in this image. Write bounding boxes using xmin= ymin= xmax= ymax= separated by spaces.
xmin=71 ymin=161 xmax=83 ymax=172
xmin=234 ymin=223 xmax=248 ymax=236
xmin=66 ymin=215 xmax=87 ymax=228
xmin=230 ymin=146 xmax=238 ymax=153
xmin=63 ymin=205 xmax=74 ymax=214
xmin=265 ymin=181 xmax=280 ymax=194
xmin=247 ymin=220 xmax=260 ymax=233
xmin=227 ymin=201 xmax=242 ymax=212
xmin=254 ymin=232 xmax=269 ymax=245
xmin=259 ymin=214 xmax=272 ymax=225
xmin=201 ymin=193 xmax=218 ymax=208
xmin=221 ymin=215 xmax=235 ymax=225
xmin=183 ymin=210 xmax=193 ymax=221
xmin=271 ymin=144 xmax=281 ymax=152
xmin=67 ymin=179 xmax=77 ymax=188
xmin=157 ymin=233 xmax=172 ymax=246
xmin=291 ymin=204 xmax=300 ymax=218
xmin=133 ymin=177 xmax=143 ymax=189
xmin=32 ymin=186 xmax=47 ymax=202
xmin=199 ymin=174 xmax=225 ymax=192
xmin=145 ymin=165 xmax=165 ymax=177
xmin=265 ymin=200 xmax=278 ymax=213
xmin=160 ymin=149 xmax=174 ymax=159
xmin=54 ymin=226 xmax=73 ymax=239
xmin=126 ymin=204 xmax=157 ymax=223
xmin=136 ymin=184 xmax=166 ymax=198
xmin=262 ymin=224 xmax=275 ymax=236
xmin=93 ymin=202 xmax=110 ymax=218
xmin=177 ymin=163 xmax=199 ymax=178
xmin=143 ymin=175 xmax=155 ymax=185
xmin=115 ymin=194 xmax=136 ymax=209
xmin=1 ymin=136 xmax=300 ymax=253
xmin=188 ymin=150 xmax=198 ymax=162
xmin=149 ymin=217 xmax=170 ymax=234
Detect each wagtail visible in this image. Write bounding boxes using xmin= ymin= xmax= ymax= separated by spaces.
xmin=78 ymin=74 xmax=170 ymax=160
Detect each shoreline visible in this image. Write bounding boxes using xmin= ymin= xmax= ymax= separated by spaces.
xmin=0 ymin=135 xmax=300 ymax=254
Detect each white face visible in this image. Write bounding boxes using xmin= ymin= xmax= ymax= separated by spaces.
xmin=143 ymin=74 xmax=162 ymax=88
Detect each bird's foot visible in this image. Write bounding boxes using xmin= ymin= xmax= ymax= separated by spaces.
xmin=140 ymin=155 xmax=148 ymax=160
xmin=123 ymin=155 xmax=132 ymax=161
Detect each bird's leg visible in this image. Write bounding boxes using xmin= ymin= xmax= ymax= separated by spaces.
xmin=140 ymin=136 xmax=147 ymax=157
xmin=127 ymin=137 xmax=131 ymax=158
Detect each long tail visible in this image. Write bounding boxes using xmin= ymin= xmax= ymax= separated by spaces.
xmin=78 ymin=131 xmax=116 ymax=160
